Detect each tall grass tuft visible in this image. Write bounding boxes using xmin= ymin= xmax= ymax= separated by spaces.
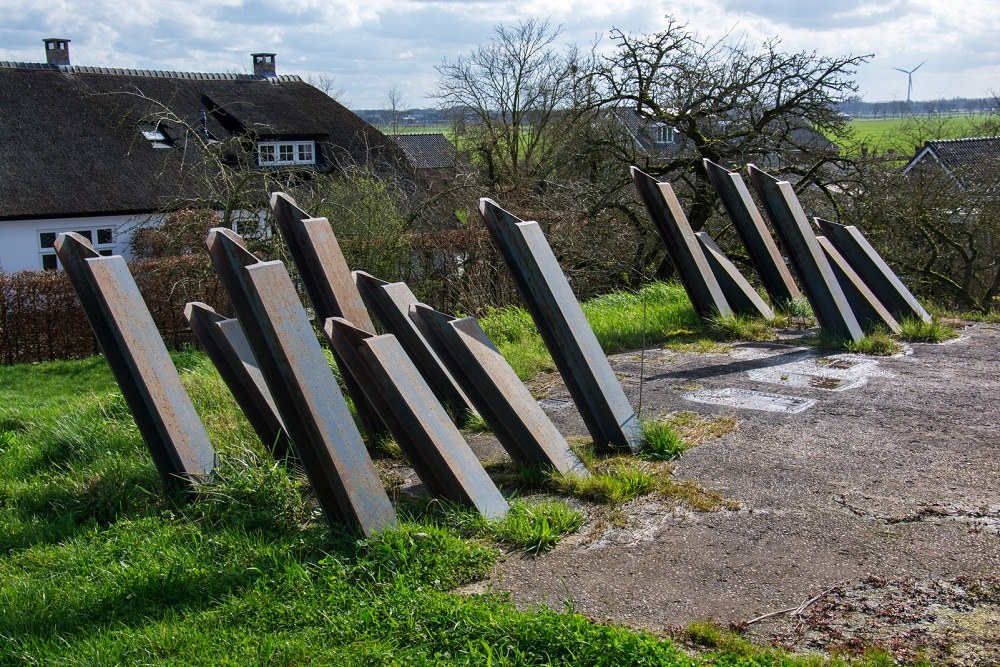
xmin=898 ymin=317 xmax=959 ymax=343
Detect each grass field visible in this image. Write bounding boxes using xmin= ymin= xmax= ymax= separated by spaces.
xmin=0 ymin=282 xmax=931 ymax=665
xmin=837 ymin=113 xmax=992 ymax=155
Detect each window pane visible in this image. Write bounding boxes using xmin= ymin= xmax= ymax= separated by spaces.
xmin=298 ymin=143 xmax=313 ymax=162
xmin=97 ymin=228 xmax=113 ymax=245
xmin=279 ymin=144 xmax=294 ymax=161
xmin=259 ymin=145 xmax=275 ymax=163
xmin=39 ymin=232 xmax=56 ymax=249
xmin=74 ymin=230 xmax=93 ymax=242
xmin=42 ymin=254 xmax=57 ymax=270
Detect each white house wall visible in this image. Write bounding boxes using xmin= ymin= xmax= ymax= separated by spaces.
xmin=0 ymin=213 xmax=158 ymax=274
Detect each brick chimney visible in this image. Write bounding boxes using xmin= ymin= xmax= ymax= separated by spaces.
xmin=252 ymin=53 xmax=276 ymax=77
xmin=43 ymin=38 xmax=71 ymax=66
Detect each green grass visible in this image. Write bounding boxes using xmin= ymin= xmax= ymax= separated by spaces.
xmin=837 ymin=113 xmax=992 ymax=155
xmin=897 ymin=317 xmax=959 ymax=343
xmin=708 ymin=311 xmax=778 ymax=342
xmin=640 ymin=419 xmax=687 ymax=461
xmin=480 ymin=281 xmax=703 ymax=379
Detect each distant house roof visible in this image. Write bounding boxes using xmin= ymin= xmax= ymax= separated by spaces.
xmin=393 ymin=133 xmax=458 ymax=169
xmin=0 ymin=53 xmax=406 ymax=221
xmin=903 ymin=136 xmax=1000 ymax=190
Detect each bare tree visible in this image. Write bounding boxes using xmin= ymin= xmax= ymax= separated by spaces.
xmin=308 ymin=73 xmax=346 ymax=103
xmin=593 ymin=18 xmax=871 ymax=230
xmin=434 ymin=18 xmax=592 ymax=191
xmin=383 ymin=85 xmax=406 ymax=136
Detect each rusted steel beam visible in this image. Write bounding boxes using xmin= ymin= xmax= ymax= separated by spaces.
xmin=410 ymin=303 xmax=589 ymax=477
xmin=324 ymin=317 xmax=508 ymax=519
xmin=631 ymin=166 xmax=732 ymax=319
xmin=183 ymin=302 xmax=294 ymax=462
xmin=747 ymin=165 xmax=864 ymax=342
xmin=695 ymin=232 xmax=775 ymax=319
xmin=817 ymin=235 xmax=901 ymax=334
xmin=54 ymin=232 xmax=214 ymax=492
xmin=206 ymin=227 xmax=396 ymax=536
xmin=704 ymin=159 xmax=802 ymax=306
xmin=815 ymin=218 xmax=931 ymax=324
xmin=353 ymin=270 xmax=476 ymax=422
xmin=269 ymin=192 xmax=376 ymax=331
xmin=268 ymin=192 xmax=385 ymax=438
xmin=478 ymin=199 xmax=642 ymax=454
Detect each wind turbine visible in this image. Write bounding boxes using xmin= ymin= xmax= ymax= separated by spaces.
xmin=893 ymin=61 xmax=926 ymax=103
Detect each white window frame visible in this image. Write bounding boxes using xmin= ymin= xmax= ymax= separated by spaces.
xmin=39 ymin=227 xmax=116 ymax=270
xmin=257 ymin=140 xmax=317 ymax=166
xmin=653 ymin=124 xmax=676 ymax=145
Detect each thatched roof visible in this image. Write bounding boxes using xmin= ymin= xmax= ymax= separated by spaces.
xmin=0 ymin=61 xmax=407 ymax=220
xmin=904 ymin=136 xmax=1000 ymax=191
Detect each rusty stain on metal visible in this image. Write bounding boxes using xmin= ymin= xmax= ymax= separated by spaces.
xmin=704 ymin=159 xmax=802 ymax=305
xmin=184 ymin=302 xmax=294 ymax=462
xmin=632 ymin=167 xmax=733 ymax=319
xmin=695 ymin=232 xmax=775 ymax=319
xmin=479 ymin=199 xmax=642 ymax=453
xmin=353 ymin=270 xmax=476 ymax=422
xmin=816 ymin=235 xmax=901 ymax=334
xmin=410 ymin=303 xmax=589 ymax=477
xmin=325 ymin=317 xmax=508 ymax=519
xmin=748 ymin=165 xmax=864 ymax=342
xmin=54 ymin=232 xmax=215 ymax=491
xmin=206 ymin=227 xmax=396 ymax=536
xmin=816 ymin=218 xmax=932 ymax=324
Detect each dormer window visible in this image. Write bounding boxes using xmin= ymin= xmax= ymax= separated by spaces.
xmin=653 ymin=124 xmax=676 ymax=145
xmin=257 ymin=140 xmax=316 ymax=166
xmin=140 ymin=123 xmax=173 ymax=149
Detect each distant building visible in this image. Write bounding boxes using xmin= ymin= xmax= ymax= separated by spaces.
xmin=903 ymin=136 xmax=1000 ymax=191
xmin=0 ymin=39 xmax=405 ymax=273
xmin=392 ymin=133 xmax=460 ymax=183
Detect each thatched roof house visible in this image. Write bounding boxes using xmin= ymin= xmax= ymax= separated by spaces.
xmin=0 ymin=39 xmax=405 ymax=272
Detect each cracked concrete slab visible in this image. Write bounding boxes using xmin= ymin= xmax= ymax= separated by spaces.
xmin=485 ymin=323 xmax=1000 ymax=662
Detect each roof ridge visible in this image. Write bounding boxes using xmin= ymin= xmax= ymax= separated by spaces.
xmin=928 ymin=135 xmax=1000 ymax=145
xmin=0 ymin=60 xmax=301 ymax=82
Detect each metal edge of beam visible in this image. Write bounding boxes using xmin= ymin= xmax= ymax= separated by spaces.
xmin=206 ymin=226 xmax=396 ymax=536
xmin=816 ymin=235 xmax=901 ymax=334
xmin=324 ymin=317 xmax=508 ymax=519
xmin=747 ymin=165 xmax=864 ymax=342
xmin=631 ymin=166 xmax=732 ymax=318
xmin=183 ymin=301 xmax=294 ymax=462
xmin=478 ymin=199 xmax=642 ymax=453
xmin=54 ymin=232 xmax=214 ymax=491
xmin=703 ymin=159 xmax=801 ymax=305
xmin=816 ymin=218 xmax=931 ymax=323
xmin=409 ymin=303 xmax=589 ymax=478
xmin=695 ymin=232 xmax=775 ymax=319
xmin=353 ymin=270 xmax=476 ymax=421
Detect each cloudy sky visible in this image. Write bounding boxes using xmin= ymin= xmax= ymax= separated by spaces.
xmin=1 ymin=0 xmax=997 ymax=109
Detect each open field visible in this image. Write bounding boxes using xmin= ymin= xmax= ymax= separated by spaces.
xmin=837 ymin=113 xmax=993 ymax=155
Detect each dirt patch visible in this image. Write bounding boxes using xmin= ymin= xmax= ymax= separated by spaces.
xmin=486 ymin=323 xmax=1000 ymax=663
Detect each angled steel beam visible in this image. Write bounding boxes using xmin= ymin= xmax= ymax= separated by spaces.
xmin=816 ymin=235 xmax=901 ymax=333
xmin=747 ymin=165 xmax=864 ymax=342
xmin=631 ymin=166 xmax=732 ymax=319
xmin=183 ymin=302 xmax=294 ymax=462
xmin=55 ymin=232 xmax=214 ymax=492
xmin=479 ymin=199 xmax=642 ymax=453
xmin=410 ymin=304 xmax=589 ymax=477
xmin=206 ymin=227 xmax=396 ymax=536
xmin=703 ymin=159 xmax=801 ymax=305
xmin=815 ymin=218 xmax=932 ymax=323
xmin=695 ymin=232 xmax=775 ymax=319
xmin=353 ymin=270 xmax=476 ymax=422
xmin=325 ymin=317 xmax=508 ymax=519
xmin=268 ymin=192 xmax=384 ymax=438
